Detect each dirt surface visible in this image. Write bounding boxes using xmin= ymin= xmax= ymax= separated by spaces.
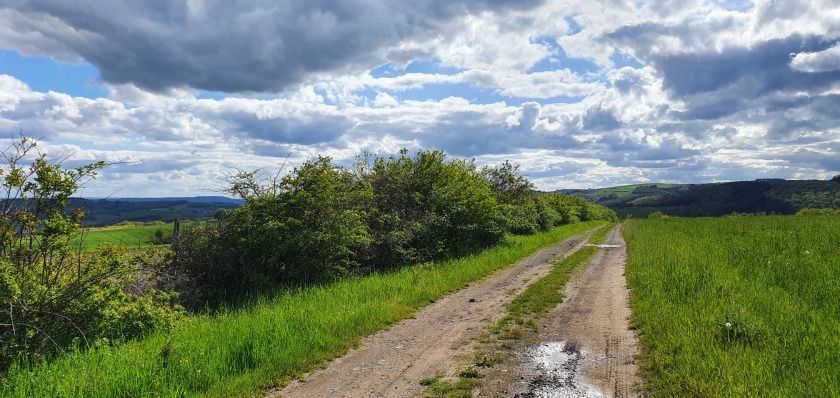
xmin=480 ymin=226 xmax=643 ymax=397
xmin=270 ymin=230 xmax=595 ymax=398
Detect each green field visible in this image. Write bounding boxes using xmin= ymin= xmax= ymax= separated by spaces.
xmin=2 ymin=221 xmax=603 ymax=397
xmin=77 ymin=221 xmax=201 ymax=250
xmin=623 ymin=215 xmax=840 ymax=397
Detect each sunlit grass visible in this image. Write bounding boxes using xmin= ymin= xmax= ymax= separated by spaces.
xmin=2 ymin=221 xmax=603 ymax=397
xmin=75 ymin=222 xmax=191 ymax=250
xmin=623 ymin=215 xmax=840 ymax=397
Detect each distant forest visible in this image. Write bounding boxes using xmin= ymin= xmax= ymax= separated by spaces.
xmin=558 ymin=177 xmax=840 ymax=218
xmin=69 ymin=197 xmax=242 ymax=226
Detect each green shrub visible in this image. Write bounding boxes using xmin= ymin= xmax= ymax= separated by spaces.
xmin=171 ymin=151 xmax=615 ymax=306
xmin=172 ymin=156 xmax=372 ymax=304
xmin=0 ymin=137 xmax=181 ymax=369
xmin=483 ymin=161 xmax=549 ymax=233
xmin=796 ymin=207 xmax=840 ymax=216
xmin=647 ymin=210 xmax=667 ymax=219
xmin=362 ymin=150 xmax=504 ymax=268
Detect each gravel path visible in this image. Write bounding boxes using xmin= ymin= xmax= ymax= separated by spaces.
xmin=486 ymin=225 xmax=643 ymax=397
xmin=270 ymin=229 xmax=595 ymax=398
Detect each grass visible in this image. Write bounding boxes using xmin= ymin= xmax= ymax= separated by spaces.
xmin=425 ymin=224 xmax=614 ymax=397
xmin=76 ymin=221 xmax=203 ymax=250
xmin=77 ymin=222 xmax=174 ymax=250
xmin=623 ymin=214 xmax=840 ymax=397
xmin=1 ymin=221 xmax=604 ymax=398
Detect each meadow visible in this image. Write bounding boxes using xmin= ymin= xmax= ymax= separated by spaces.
xmin=623 ymin=215 xmax=840 ymax=397
xmin=1 ymin=221 xmax=603 ymax=397
xmin=78 ymin=222 xmax=172 ymax=249
xmin=76 ymin=221 xmax=198 ymax=250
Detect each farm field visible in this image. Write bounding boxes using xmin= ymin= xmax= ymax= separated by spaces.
xmin=77 ymin=221 xmax=198 ymax=250
xmin=623 ymin=215 xmax=840 ymax=397
xmin=1 ymin=221 xmax=604 ymax=398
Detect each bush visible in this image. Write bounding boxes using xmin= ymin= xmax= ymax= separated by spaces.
xmin=170 ymin=151 xmax=616 ymax=305
xmin=0 ymin=137 xmax=181 ymax=369
xmin=172 ymin=156 xmax=373 ymax=304
xmin=796 ymin=207 xmax=840 ymax=216
xmin=647 ymin=211 xmax=667 ymax=219
xmin=482 ymin=161 xmax=547 ymax=234
xmin=357 ymin=149 xmax=504 ymax=268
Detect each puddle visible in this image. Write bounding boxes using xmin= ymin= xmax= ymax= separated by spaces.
xmin=517 ymin=341 xmax=605 ymax=398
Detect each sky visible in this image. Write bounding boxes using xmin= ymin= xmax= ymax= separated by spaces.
xmin=0 ymin=0 xmax=838 ymax=197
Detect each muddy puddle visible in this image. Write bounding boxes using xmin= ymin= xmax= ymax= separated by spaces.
xmin=517 ymin=341 xmax=605 ymax=398
xmin=585 ymin=244 xmax=621 ymax=248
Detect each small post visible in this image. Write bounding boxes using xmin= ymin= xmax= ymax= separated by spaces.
xmin=172 ymin=218 xmax=181 ymax=249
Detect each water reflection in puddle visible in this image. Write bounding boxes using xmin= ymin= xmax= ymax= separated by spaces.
xmin=518 ymin=341 xmax=605 ymax=398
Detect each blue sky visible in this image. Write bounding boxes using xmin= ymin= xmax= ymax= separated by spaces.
xmin=0 ymin=50 xmax=105 ymax=97
xmin=0 ymin=0 xmax=837 ymax=196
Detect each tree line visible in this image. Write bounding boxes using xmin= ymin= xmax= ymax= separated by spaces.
xmin=0 ymin=139 xmax=615 ymax=369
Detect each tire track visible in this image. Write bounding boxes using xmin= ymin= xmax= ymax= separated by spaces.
xmin=270 ymin=229 xmax=597 ymax=398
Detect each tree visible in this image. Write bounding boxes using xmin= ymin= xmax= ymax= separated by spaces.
xmin=363 ymin=150 xmax=504 ymax=267
xmin=172 ymin=156 xmax=372 ymax=304
xmin=0 ymin=136 xmax=180 ymax=368
xmin=482 ymin=161 xmax=554 ymax=233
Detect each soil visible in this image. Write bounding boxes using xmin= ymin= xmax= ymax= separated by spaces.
xmin=479 ymin=226 xmax=644 ymax=397
xmin=268 ymin=230 xmax=595 ymax=398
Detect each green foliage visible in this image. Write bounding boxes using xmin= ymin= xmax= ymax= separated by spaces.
xmin=0 ymin=137 xmax=181 ymax=369
xmin=482 ymin=161 xmax=616 ymax=233
xmin=1 ymin=222 xmax=603 ymax=398
xmin=173 ymin=156 xmax=372 ymax=304
xmin=646 ymin=210 xmax=666 ymax=219
xmin=796 ymin=207 xmax=840 ymax=216
xmin=172 ymin=151 xmax=614 ymax=305
xmin=364 ymin=150 xmax=504 ymax=267
xmin=624 ymin=215 xmax=840 ymax=396
xmin=171 ymin=151 xmax=616 ymax=305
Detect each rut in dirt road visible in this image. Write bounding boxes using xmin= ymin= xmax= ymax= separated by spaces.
xmin=517 ymin=226 xmax=642 ymax=398
xmin=270 ymin=229 xmax=597 ymax=398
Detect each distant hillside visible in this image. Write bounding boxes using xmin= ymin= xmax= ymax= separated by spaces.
xmin=70 ymin=197 xmax=242 ymax=227
xmin=558 ymin=178 xmax=840 ymax=218
xmin=97 ymin=196 xmax=245 ymax=205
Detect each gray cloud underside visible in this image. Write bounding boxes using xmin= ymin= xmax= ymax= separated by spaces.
xmin=0 ymin=0 xmax=838 ymax=195
xmin=0 ymin=0 xmax=542 ymax=92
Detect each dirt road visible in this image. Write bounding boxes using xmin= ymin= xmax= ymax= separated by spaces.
xmin=482 ymin=226 xmax=642 ymax=397
xmin=271 ymin=229 xmax=595 ymax=398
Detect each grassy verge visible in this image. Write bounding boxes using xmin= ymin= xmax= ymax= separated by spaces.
xmin=623 ymin=215 xmax=840 ymax=397
xmin=2 ymin=221 xmax=603 ymax=398
xmin=425 ymin=224 xmax=614 ymax=397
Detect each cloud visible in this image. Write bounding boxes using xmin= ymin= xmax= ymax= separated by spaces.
xmin=0 ymin=0 xmax=544 ymax=93
xmin=1 ymin=0 xmax=839 ymax=197
xmin=790 ymin=43 xmax=840 ymax=73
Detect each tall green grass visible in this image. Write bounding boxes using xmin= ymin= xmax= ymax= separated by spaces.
xmin=623 ymin=215 xmax=840 ymax=397
xmin=2 ymin=221 xmax=602 ymax=397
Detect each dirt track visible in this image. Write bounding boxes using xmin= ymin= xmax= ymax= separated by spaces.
xmin=481 ymin=226 xmax=642 ymax=397
xmin=271 ymin=229 xmax=595 ymax=398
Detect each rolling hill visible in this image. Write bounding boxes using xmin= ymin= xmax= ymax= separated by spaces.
xmin=558 ymin=177 xmax=840 ymax=218
xmin=71 ymin=197 xmax=242 ymax=226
